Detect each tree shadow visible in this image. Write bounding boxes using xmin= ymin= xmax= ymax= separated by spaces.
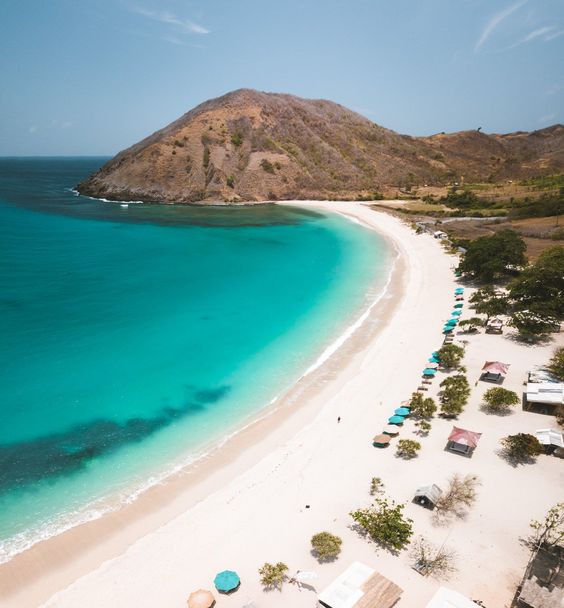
xmin=496 ymin=448 xmax=539 ymax=468
xmin=479 ymin=403 xmax=514 ymax=417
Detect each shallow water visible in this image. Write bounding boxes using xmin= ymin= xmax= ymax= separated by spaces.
xmin=0 ymin=158 xmax=390 ymax=560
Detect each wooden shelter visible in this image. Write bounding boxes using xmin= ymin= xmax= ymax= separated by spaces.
xmin=446 ymin=426 xmax=482 ymax=456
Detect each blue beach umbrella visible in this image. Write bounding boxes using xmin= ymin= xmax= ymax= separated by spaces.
xmin=422 ymin=368 xmax=437 ymax=376
xmin=388 ymin=415 xmax=405 ymax=425
xmin=395 ymin=407 xmax=410 ymax=416
xmin=455 ymin=288 xmax=464 ymax=294
xmin=451 ymin=310 xmax=462 ymax=316
xmin=214 ymin=570 xmax=241 ymax=593
xmin=454 ymin=303 xmax=463 ymax=309
xmin=446 ymin=319 xmax=457 ymax=326
xmin=428 ymin=356 xmax=440 ymax=363
xmin=432 ymin=351 xmax=439 ymax=357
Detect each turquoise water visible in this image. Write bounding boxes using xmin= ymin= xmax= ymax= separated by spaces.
xmin=0 ymin=158 xmax=390 ymax=561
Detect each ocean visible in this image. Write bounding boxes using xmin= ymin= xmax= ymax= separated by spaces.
xmin=0 ymin=158 xmax=390 ymax=562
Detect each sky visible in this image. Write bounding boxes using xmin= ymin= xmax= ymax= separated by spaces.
xmin=1 ymin=0 xmax=563 ymax=155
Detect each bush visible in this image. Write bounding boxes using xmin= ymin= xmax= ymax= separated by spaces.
xmin=411 ymin=537 xmax=457 ymax=579
xmin=435 ymin=474 xmax=480 ymax=519
xmin=350 ymin=498 xmax=413 ymax=551
xmin=396 ymin=439 xmax=421 ymax=459
xmin=231 ymin=132 xmax=243 ymax=147
xmin=260 ymin=159 xmax=275 ymax=173
xmin=203 ymin=147 xmax=210 ymax=169
xmin=548 ymin=347 xmax=564 ymax=381
xmin=528 ymin=502 xmax=564 ymax=550
xmin=458 ymin=317 xmax=485 ymax=333
xmin=226 ymin=175 xmax=235 ymax=189
xmin=370 ymin=476 xmax=384 ymax=496
xmin=482 ymin=387 xmax=519 ymax=413
xmin=415 ymin=420 xmax=432 ymax=436
xmin=437 ymin=344 xmax=465 ymax=369
xmin=501 ymin=433 xmax=543 ymax=463
xmin=258 ymin=562 xmax=289 ymax=589
xmin=311 ymin=532 xmax=342 ymax=561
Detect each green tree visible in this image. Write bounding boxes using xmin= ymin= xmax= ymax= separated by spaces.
xmin=458 ymin=317 xmax=485 ymax=333
xmin=469 ymin=286 xmax=509 ymax=321
xmin=310 ymin=532 xmax=342 ymax=561
xmin=509 ymin=246 xmax=564 ymax=319
xmin=226 ymin=175 xmax=235 ymax=188
xmin=437 ymin=344 xmax=465 ymax=369
xmin=410 ymin=393 xmax=437 ymax=419
xmin=258 ymin=562 xmax=289 ymax=589
xmin=548 ymin=347 xmax=564 ymax=381
xmin=439 ymin=375 xmax=470 ymax=417
xmin=369 ymin=476 xmax=384 ymax=496
xmin=501 ymin=433 xmax=543 ymax=463
xmin=458 ymin=229 xmax=526 ymax=282
xmin=482 ymin=387 xmax=520 ymax=413
xmin=231 ymin=132 xmax=243 ymax=147
xmin=350 ymin=498 xmax=413 ymax=552
xmin=509 ymin=309 xmax=559 ymax=341
xmin=415 ymin=420 xmax=432 ymax=436
xmin=396 ymin=439 xmax=421 ymax=459
xmin=528 ymin=503 xmax=564 ymax=550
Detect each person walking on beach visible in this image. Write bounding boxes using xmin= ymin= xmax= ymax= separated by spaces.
xmin=337 ymin=416 xmax=341 ymax=423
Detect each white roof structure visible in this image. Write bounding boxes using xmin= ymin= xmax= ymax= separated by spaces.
xmin=535 ymin=429 xmax=564 ymax=448
xmin=526 ymin=382 xmax=564 ymax=405
xmin=425 ymin=587 xmax=481 ymax=608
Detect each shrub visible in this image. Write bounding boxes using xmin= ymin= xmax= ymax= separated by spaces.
xmin=482 ymin=387 xmax=519 ymax=413
xmin=311 ymin=532 xmax=342 ymax=561
xmin=350 ymin=498 xmax=413 ymax=551
xmin=548 ymin=347 xmax=564 ymax=381
xmin=458 ymin=317 xmax=485 ymax=333
xmin=260 ymin=159 xmax=275 ymax=174
xmin=396 ymin=439 xmax=421 ymax=459
xmin=231 ymin=132 xmax=243 ymax=147
xmin=258 ymin=562 xmax=289 ymax=589
xmin=370 ymin=476 xmax=384 ymax=496
xmin=415 ymin=420 xmax=432 ymax=435
xmin=435 ymin=474 xmax=480 ymax=519
xmin=501 ymin=433 xmax=543 ymax=463
xmin=173 ymin=139 xmax=184 ymax=147
xmin=528 ymin=502 xmax=564 ymax=550
xmin=203 ymin=147 xmax=210 ymax=169
xmin=226 ymin=175 xmax=235 ymax=189
xmin=437 ymin=344 xmax=465 ymax=369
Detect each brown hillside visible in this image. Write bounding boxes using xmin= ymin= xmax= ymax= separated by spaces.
xmin=77 ymin=89 xmax=564 ymax=203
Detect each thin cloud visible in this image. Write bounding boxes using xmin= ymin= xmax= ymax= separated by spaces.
xmin=545 ymin=28 xmax=564 ymax=41
xmin=509 ymin=25 xmax=556 ymax=48
xmin=131 ymin=6 xmax=209 ymax=35
xmin=475 ymin=0 xmax=527 ymax=52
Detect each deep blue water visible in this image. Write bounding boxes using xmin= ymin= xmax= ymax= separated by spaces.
xmin=0 ymin=158 xmax=389 ymax=560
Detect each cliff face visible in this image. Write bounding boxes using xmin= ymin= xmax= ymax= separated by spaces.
xmin=77 ymin=89 xmax=564 ymax=203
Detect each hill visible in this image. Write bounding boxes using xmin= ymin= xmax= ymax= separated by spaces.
xmin=77 ymin=89 xmax=564 ymax=203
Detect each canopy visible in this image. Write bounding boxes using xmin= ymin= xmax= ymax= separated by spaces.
xmin=422 ymin=368 xmax=437 ymax=376
xmin=482 ymin=361 xmax=510 ymax=375
xmin=214 ymin=570 xmax=240 ymax=593
xmin=535 ymin=428 xmax=564 ymax=448
xmin=448 ymin=426 xmax=482 ymax=448
xmin=453 ymin=303 xmax=463 ymax=309
xmin=451 ymin=310 xmax=462 ymax=316
xmin=383 ymin=425 xmax=400 ymax=435
xmin=188 ymin=589 xmax=215 ymax=608
xmin=425 ymin=587 xmax=481 ymax=608
xmin=446 ymin=319 xmax=458 ymax=325
xmin=455 ymin=288 xmax=464 ymax=294
xmin=428 ymin=356 xmax=440 ymax=363
xmin=373 ymin=434 xmax=391 ymax=445
xmin=414 ymin=484 xmax=442 ymax=507
xmin=395 ymin=407 xmax=410 ymax=416
xmin=426 ymin=362 xmax=439 ymax=369
xmin=388 ymin=415 xmax=405 ymax=424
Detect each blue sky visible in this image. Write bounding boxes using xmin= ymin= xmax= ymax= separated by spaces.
xmin=1 ymin=0 xmax=563 ymax=155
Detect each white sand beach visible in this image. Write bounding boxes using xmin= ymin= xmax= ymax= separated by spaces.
xmin=2 ymin=201 xmax=562 ymax=608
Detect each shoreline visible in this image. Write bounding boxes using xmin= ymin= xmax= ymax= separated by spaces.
xmin=0 ymin=202 xmax=408 ymax=607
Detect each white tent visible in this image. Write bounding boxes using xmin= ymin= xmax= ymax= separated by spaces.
xmin=526 ymin=382 xmax=564 ymax=405
xmin=535 ymin=428 xmax=564 ymax=448
xmin=425 ymin=587 xmax=481 ymax=608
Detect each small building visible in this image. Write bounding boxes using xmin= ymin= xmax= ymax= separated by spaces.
xmin=535 ymin=429 xmax=564 ymax=453
xmin=433 ymin=230 xmax=448 ymax=240
xmin=516 ymin=543 xmax=564 ymax=608
xmin=413 ymin=484 xmax=442 ymax=509
xmin=318 ymin=561 xmax=402 ymax=608
xmin=425 ymin=587 xmax=483 ymax=608
xmin=480 ymin=361 xmax=510 ymax=383
xmin=446 ymin=426 xmax=482 ymax=457
xmin=525 ymin=382 xmax=564 ymax=414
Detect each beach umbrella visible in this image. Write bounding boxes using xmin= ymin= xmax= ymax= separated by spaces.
xmin=432 ymin=351 xmax=439 ymax=357
xmin=455 ymin=288 xmax=464 ymax=294
xmin=454 ymin=303 xmax=463 ymax=309
xmin=422 ymin=368 xmax=437 ymax=376
xmin=373 ymin=433 xmax=391 ymax=446
xmin=383 ymin=425 xmax=399 ymax=435
xmin=428 ymin=356 xmax=440 ymax=363
xmin=388 ymin=415 xmax=405 ymax=425
xmin=188 ymin=589 xmax=215 ymax=608
xmin=214 ymin=570 xmax=240 ymax=593
xmin=451 ymin=310 xmax=462 ymax=316
xmin=426 ymin=362 xmax=439 ymax=369
xmin=395 ymin=407 xmax=410 ymax=416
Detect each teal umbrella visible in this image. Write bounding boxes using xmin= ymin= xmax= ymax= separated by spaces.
xmin=214 ymin=570 xmax=240 ymax=593
xmin=455 ymin=288 xmax=464 ymax=294
xmin=451 ymin=310 xmax=462 ymax=316
xmin=422 ymin=368 xmax=437 ymax=375
xmin=454 ymin=303 xmax=463 ymax=309
xmin=428 ymin=356 xmax=440 ymax=363
xmin=388 ymin=415 xmax=405 ymax=424
xmin=395 ymin=407 xmax=410 ymax=416
xmin=446 ymin=320 xmax=457 ymax=326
